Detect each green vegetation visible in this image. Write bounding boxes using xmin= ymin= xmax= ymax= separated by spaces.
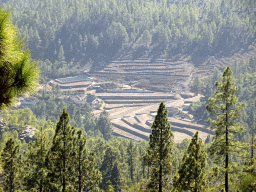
xmin=144 ymin=102 xmax=174 ymax=191
xmin=1 ymin=138 xmax=22 ymax=191
xmin=0 ymin=97 xmax=255 ymax=191
xmin=190 ymin=55 xmax=256 ymax=123
xmin=23 ymin=127 xmax=49 ymax=191
xmin=0 ymin=1 xmax=256 ymax=192
xmin=0 ymin=8 xmax=39 ymax=109
xmin=1 ymin=0 xmax=256 ymax=78
xmin=206 ymin=67 xmax=246 ymax=192
xmin=173 ymin=131 xmax=208 ymax=192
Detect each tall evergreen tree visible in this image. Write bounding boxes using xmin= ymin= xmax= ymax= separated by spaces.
xmin=206 ymin=67 xmax=245 ymax=192
xmin=96 ymin=110 xmax=112 ymax=140
xmin=191 ymin=76 xmax=203 ymax=95
xmin=46 ymin=109 xmax=76 ymax=191
xmin=23 ymin=127 xmax=50 ymax=191
xmin=247 ymin=102 xmax=256 ymax=163
xmin=100 ymin=145 xmax=120 ymax=191
xmin=110 ymin=163 xmax=122 ymax=192
xmin=138 ymin=141 xmax=149 ymax=179
xmin=0 ymin=138 xmax=22 ymax=191
xmin=172 ymin=131 xmax=208 ymax=192
xmin=74 ymin=129 xmax=101 ymax=192
xmin=127 ymin=140 xmax=139 ymax=183
xmin=144 ymin=102 xmax=174 ymax=192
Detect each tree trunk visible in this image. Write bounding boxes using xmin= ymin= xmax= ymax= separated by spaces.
xmin=159 ymin=164 xmax=162 ymax=192
xmin=62 ymin=176 xmax=66 ymax=192
xmin=79 ymin=153 xmax=81 ymax=192
xmin=225 ymin=153 xmax=228 ymax=192
xmin=63 ymin=123 xmax=66 ymax=192
xmin=195 ymin=145 xmax=198 ymax=192
xmin=142 ymin=162 xmax=145 ymax=178
xmin=225 ymin=111 xmax=228 ymax=192
xmin=131 ymin=158 xmax=134 ymax=182
xmin=40 ymin=133 xmax=43 ymax=192
xmin=147 ymin=166 xmax=149 ymax=179
xmin=252 ymin=131 xmax=254 ymax=164
xmin=159 ymin=125 xmax=163 ymax=192
xmin=11 ymin=152 xmax=14 ymax=192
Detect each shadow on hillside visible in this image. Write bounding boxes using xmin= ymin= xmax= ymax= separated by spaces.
xmin=112 ymin=122 xmax=149 ymax=140
xmin=171 ymin=122 xmax=214 ymax=134
xmin=148 ymin=44 xmax=165 ymax=63
xmin=191 ymin=55 xmax=208 ymax=65
xmin=146 ymin=121 xmax=196 ymax=137
xmin=146 ymin=121 xmax=213 ymax=135
xmin=113 ymin=121 xmax=199 ymax=141
xmin=121 ymin=118 xmax=151 ymax=133
xmin=132 ymin=45 xmax=148 ymax=60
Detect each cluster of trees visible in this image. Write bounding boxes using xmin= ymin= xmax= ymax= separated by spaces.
xmin=190 ymin=55 xmax=256 ymax=150
xmin=0 ymin=109 xmax=101 ymax=191
xmin=0 ymin=97 xmax=112 ymax=142
xmin=0 ymin=67 xmax=255 ymax=191
xmin=0 ymin=106 xmax=190 ymax=191
xmin=139 ymin=67 xmax=255 ymax=192
xmin=2 ymin=0 xmax=256 ymax=77
xmin=30 ymin=88 xmax=112 ymax=140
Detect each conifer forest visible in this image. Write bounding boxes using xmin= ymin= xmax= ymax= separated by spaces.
xmin=0 ymin=0 xmax=256 ymax=191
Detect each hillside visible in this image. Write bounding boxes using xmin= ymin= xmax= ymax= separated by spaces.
xmin=2 ymin=0 xmax=255 ymax=79
xmin=2 ymin=0 xmax=256 ymax=143
xmin=103 ymin=93 xmax=214 ymax=143
xmin=90 ymin=40 xmax=256 ymax=92
xmin=43 ymin=39 xmax=256 ymax=142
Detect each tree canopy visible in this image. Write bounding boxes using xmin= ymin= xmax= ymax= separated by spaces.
xmin=0 ymin=8 xmax=39 ymax=109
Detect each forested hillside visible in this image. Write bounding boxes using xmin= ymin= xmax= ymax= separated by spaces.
xmin=2 ymin=0 xmax=256 ymax=78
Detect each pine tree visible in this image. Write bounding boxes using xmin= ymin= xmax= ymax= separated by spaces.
xmin=247 ymin=102 xmax=256 ymax=163
xmin=23 ymin=127 xmax=50 ymax=191
xmin=110 ymin=163 xmax=122 ymax=192
xmin=144 ymin=102 xmax=174 ymax=192
xmin=0 ymin=8 xmax=39 ymax=109
xmin=46 ymin=109 xmax=76 ymax=191
xmin=58 ymin=45 xmax=65 ymax=62
xmin=127 ymin=140 xmax=139 ymax=183
xmin=96 ymin=110 xmax=112 ymax=140
xmin=138 ymin=141 xmax=149 ymax=179
xmin=0 ymin=138 xmax=22 ymax=191
xmin=74 ymin=129 xmax=101 ymax=192
xmin=191 ymin=76 xmax=203 ymax=95
xmin=172 ymin=131 xmax=208 ymax=192
xmin=100 ymin=145 xmax=120 ymax=191
xmin=206 ymin=67 xmax=245 ymax=192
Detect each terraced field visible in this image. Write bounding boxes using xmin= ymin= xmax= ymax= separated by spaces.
xmin=48 ymin=42 xmax=256 ymax=142
xmin=90 ymin=41 xmax=256 ymax=92
xmin=108 ymin=102 xmax=214 ymax=142
xmin=90 ymin=56 xmax=193 ymax=92
xmin=95 ymin=90 xmax=213 ymax=142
